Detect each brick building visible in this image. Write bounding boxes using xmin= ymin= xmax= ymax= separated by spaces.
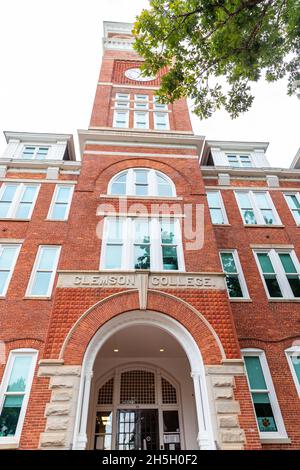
xmin=0 ymin=21 xmax=299 ymax=451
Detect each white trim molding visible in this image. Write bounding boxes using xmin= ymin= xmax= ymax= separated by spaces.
xmin=285 ymin=345 xmax=300 ymax=397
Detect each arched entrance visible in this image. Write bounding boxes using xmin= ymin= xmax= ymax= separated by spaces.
xmin=72 ymin=310 xmax=217 ymax=450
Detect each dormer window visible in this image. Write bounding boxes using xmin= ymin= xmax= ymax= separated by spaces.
xmin=21 ymin=146 xmax=50 ymax=160
xmin=227 ymin=154 xmax=252 ymax=168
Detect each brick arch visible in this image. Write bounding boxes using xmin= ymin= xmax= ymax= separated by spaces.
xmin=61 ymin=289 xmax=224 ymax=365
xmin=94 ymin=157 xmax=193 ymax=195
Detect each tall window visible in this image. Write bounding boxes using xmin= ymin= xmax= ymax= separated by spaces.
xmin=21 ymin=146 xmax=49 ymax=160
xmin=285 ymin=346 xmax=300 ymax=397
xmin=108 ymin=169 xmax=175 ymax=197
xmin=0 ymin=183 xmax=40 ymax=219
xmin=101 ymin=217 xmax=184 ymax=271
xmin=227 ymin=154 xmax=252 ymax=167
xmin=134 ymin=112 xmax=149 ymax=129
xmin=0 ymin=349 xmax=38 ymax=445
xmin=254 ymin=249 xmax=300 ymax=299
xmin=48 ymin=185 xmax=74 ymax=221
xmin=284 ymin=193 xmax=300 ymax=225
xmin=113 ymin=93 xmax=130 ymax=128
xmin=153 ymin=96 xmax=168 ymax=111
xmin=220 ymin=250 xmax=249 ymax=298
xmin=235 ymin=191 xmax=280 ymax=225
xmin=0 ymin=244 xmax=21 ymax=297
xmin=26 ymin=246 xmax=61 ymax=297
xmin=134 ymin=95 xmax=149 ymax=110
xmin=242 ymin=349 xmax=287 ymax=439
xmin=207 ymin=191 xmax=228 ymax=224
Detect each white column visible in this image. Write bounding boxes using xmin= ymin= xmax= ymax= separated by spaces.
xmin=73 ymin=370 xmax=93 ymax=450
xmin=191 ymin=370 xmax=216 ymax=450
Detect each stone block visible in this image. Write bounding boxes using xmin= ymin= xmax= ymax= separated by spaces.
xmin=221 ymin=429 xmax=245 ymax=443
xmin=46 ymin=417 xmax=70 ymax=432
xmin=216 ymin=400 xmax=240 ymax=414
xmin=45 ymin=404 xmax=70 ymax=417
xmin=218 ymin=415 xmax=239 ymax=428
xmin=40 ymin=432 xmax=66 ymax=448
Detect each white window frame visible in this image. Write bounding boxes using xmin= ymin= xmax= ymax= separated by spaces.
xmin=134 ymin=94 xmax=149 ymax=110
xmin=133 ymin=111 xmax=149 ymax=130
xmin=235 ymin=190 xmax=281 ymax=226
xmin=108 ymin=168 xmax=176 ymax=197
xmin=0 ymin=244 xmax=21 ymax=297
xmin=207 ymin=190 xmax=228 ymax=225
xmin=219 ymin=249 xmax=249 ymax=299
xmin=153 ymin=112 xmax=170 ymax=131
xmin=284 ymin=192 xmax=300 ymax=226
xmin=100 ymin=217 xmax=185 ymax=272
xmin=47 ymin=184 xmax=74 ymax=221
xmin=25 ymin=245 xmax=61 ymax=298
xmin=20 ymin=145 xmax=50 ymax=160
xmin=0 ymin=183 xmax=40 ymax=220
xmin=285 ymin=346 xmax=300 ymax=397
xmin=242 ymin=348 xmax=288 ymax=441
xmin=115 ymin=93 xmax=130 ymax=109
xmin=254 ymin=248 xmax=300 ymax=300
xmin=153 ymin=96 xmax=168 ymax=110
xmin=226 ymin=153 xmax=252 ymax=167
xmin=0 ymin=349 xmax=38 ymax=447
xmin=113 ymin=110 xmax=129 ymax=129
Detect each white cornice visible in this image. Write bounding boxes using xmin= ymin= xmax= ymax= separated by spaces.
xmin=201 ymin=165 xmax=300 ymax=179
xmin=204 ymin=140 xmax=269 ymax=151
xmin=78 ymin=128 xmax=204 ymax=156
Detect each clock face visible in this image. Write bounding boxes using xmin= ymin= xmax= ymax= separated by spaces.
xmin=125 ymin=67 xmax=156 ymax=82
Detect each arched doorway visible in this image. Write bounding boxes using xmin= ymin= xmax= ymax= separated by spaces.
xmin=72 ymin=311 xmax=217 ymax=450
xmin=91 ymin=364 xmax=184 ymax=450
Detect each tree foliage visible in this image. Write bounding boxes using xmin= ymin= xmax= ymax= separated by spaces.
xmin=133 ymin=0 xmax=300 ymax=119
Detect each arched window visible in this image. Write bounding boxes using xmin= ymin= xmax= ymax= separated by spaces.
xmin=108 ymin=169 xmax=175 ymax=197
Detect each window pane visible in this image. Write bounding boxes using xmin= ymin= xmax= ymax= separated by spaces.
xmin=156 ymin=173 xmax=172 ymax=196
xmin=287 ymin=276 xmax=300 ymax=297
xmin=135 ymin=170 xmax=148 ymax=184
xmin=237 ymin=192 xmax=252 ymax=208
xmin=31 ymin=272 xmax=52 ymax=296
xmin=52 ymin=204 xmax=67 ymax=220
xmin=292 ymin=210 xmax=300 ymax=224
xmin=242 ymin=209 xmax=257 ymax=224
xmin=7 ymin=356 xmax=32 ymax=392
xmin=105 ymin=245 xmax=122 ymax=269
xmin=261 ymin=209 xmax=275 ymax=225
xmin=252 ymin=392 xmax=277 ymax=432
xmin=1 ymin=185 xmax=17 ymax=202
xmin=161 ymin=221 xmax=176 ymax=244
xmin=244 ymin=356 xmax=267 ymax=390
xmin=162 ymin=246 xmax=178 ymax=270
xmin=111 ymin=182 xmax=126 ymax=195
xmin=135 ymin=185 xmax=148 ymax=196
xmin=220 ymin=253 xmax=237 ymax=273
xmin=226 ymin=276 xmax=243 ymax=297
xmin=291 ymin=355 xmax=300 ymax=385
xmin=286 ymin=195 xmax=300 ymax=210
xmin=15 ymin=203 xmax=32 ymax=219
xmin=56 ymin=187 xmax=70 ymax=203
xmin=0 ymin=246 xmax=18 ymax=270
xmin=94 ymin=411 xmax=112 ymax=450
xmin=0 ymin=271 xmax=9 ymax=294
xmin=135 ymin=220 xmax=150 ymax=244
xmin=265 ymin=275 xmax=283 ymax=297
xmin=255 ymin=193 xmax=269 ymax=209
xmin=163 ymin=410 xmax=180 ymax=433
xmin=38 ymin=248 xmax=58 ymax=270
xmin=279 ymin=254 xmax=297 ymax=273
xmin=207 ymin=192 xmax=220 ymax=208
xmin=0 ymin=395 xmax=24 ymax=437
xmin=134 ymin=245 xmax=150 ymax=269
xmin=0 ymin=202 xmax=11 ymax=218
xmin=21 ymin=186 xmax=37 ymax=203
xmin=210 ymin=209 xmax=224 ymax=224
xmin=257 ymin=253 xmax=275 ymax=273
xmin=107 ymin=219 xmax=123 ymax=243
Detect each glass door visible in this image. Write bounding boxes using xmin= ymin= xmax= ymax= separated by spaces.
xmin=116 ymin=409 xmax=159 ymax=450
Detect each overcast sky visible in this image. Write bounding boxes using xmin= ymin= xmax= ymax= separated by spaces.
xmin=0 ymin=0 xmax=299 ymax=167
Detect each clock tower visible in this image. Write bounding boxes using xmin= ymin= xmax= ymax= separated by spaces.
xmin=89 ymin=22 xmax=193 ymax=133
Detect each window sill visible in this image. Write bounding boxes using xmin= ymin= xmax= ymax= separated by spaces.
xmin=212 ymin=223 xmax=231 ymax=227
xmin=0 ymin=440 xmax=20 ymax=449
xmin=0 ymin=218 xmax=30 ymax=222
xmin=44 ymin=219 xmax=68 ymax=222
xmin=229 ymin=298 xmax=252 ymax=302
xmin=244 ymin=224 xmax=285 ymax=228
xmin=260 ymin=437 xmax=291 ymax=445
xmin=268 ymin=298 xmax=300 ymax=302
xmin=99 ymin=194 xmax=182 ymax=201
xmin=23 ymin=296 xmax=52 ymax=300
